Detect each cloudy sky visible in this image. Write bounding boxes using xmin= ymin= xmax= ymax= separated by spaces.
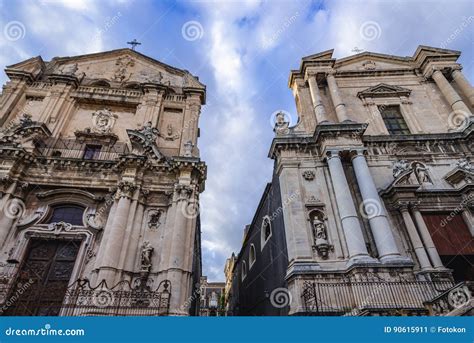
xmin=1 ymin=0 xmax=472 ymax=281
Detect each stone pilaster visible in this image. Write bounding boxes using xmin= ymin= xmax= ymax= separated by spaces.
xmin=326 ymin=150 xmax=372 ymax=262
xmin=351 ymin=150 xmax=404 ymax=263
xmin=326 ymin=72 xmax=350 ymax=123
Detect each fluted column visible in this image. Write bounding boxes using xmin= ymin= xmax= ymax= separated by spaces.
xmin=326 ymin=72 xmax=350 ymax=122
xmin=307 ymin=74 xmax=329 ymax=123
xmin=326 ymin=151 xmax=372 ymax=261
xmin=431 ymin=69 xmax=471 ymax=115
xmin=399 ymin=205 xmax=431 ymax=270
xmin=451 ymin=69 xmax=474 ymax=108
xmin=351 ymin=151 xmax=402 ymax=261
xmin=411 ymin=208 xmax=444 ymax=268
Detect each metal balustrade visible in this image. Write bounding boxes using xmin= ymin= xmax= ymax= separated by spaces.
xmin=301 ymin=279 xmax=454 ymax=316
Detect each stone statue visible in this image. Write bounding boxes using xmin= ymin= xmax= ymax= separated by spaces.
xmin=393 ymin=159 xmax=410 ymax=178
xmin=414 ymin=162 xmax=431 ymax=184
xmin=313 ymin=218 xmax=327 ymax=241
xmin=274 ymin=111 xmax=289 ymax=135
xmin=140 ymin=241 xmax=154 ymax=272
xmin=312 ymin=218 xmax=330 ymax=259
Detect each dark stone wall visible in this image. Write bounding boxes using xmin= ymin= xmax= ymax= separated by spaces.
xmin=232 ymin=168 xmax=289 ymax=316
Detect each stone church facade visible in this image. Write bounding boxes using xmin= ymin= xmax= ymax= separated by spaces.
xmin=228 ymin=46 xmax=473 ymax=316
xmin=0 ymin=49 xmax=206 ymax=316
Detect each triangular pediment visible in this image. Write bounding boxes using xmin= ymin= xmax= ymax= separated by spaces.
xmin=42 ymin=49 xmax=204 ymax=90
xmin=357 ymin=83 xmax=412 ymax=98
xmin=335 ymin=52 xmax=413 ymax=72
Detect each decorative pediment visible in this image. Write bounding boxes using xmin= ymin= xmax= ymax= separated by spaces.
xmin=357 ymin=83 xmax=412 ymax=98
xmin=5 ymin=56 xmax=45 ymax=81
xmin=0 ymin=114 xmax=51 ymax=145
xmin=444 ymin=159 xmax=474 ymax=187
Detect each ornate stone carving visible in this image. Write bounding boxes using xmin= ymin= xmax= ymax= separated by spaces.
xmin=127 ymin=122 xmax=167 ymax=161
xmin=91 ymin=108 xmax=117 ymax=134
xmin=117 ymin=181 xmax=137 ymax=198
xmin=140 ymin=241 xmax=154 ymax=272
xmin=175 ymin=184 xmax=193 ymax=201
xmin=393 ymin=159 xmax=410 ymax=178
xmin=113 ymin=56 xmax=135 ymax=82
xmin=184 ymin=141 xmax=193 ymax=157
xmin=160 ymin=124 xmax=180 ymax=141
xmin=48 ymin=221 xmax=73 ymax=234
xmin=456 ymin=158 xmax=472 ymax=172
xmin=147 ymin=210 xmax=162 ymax=230
xmin=302 ymin=170 xmax=315 ymax=181
xmin=362 ymin=60 xmax=376 ymax=70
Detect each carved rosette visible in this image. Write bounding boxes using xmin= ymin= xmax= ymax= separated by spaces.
xmin=116 ymin=181 xmax=137 ymax=199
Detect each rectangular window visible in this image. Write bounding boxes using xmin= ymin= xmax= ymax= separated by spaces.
xmin=379 ymin=105 xmax=410 ymax=135
xmin=83 ymin=144 xmax=102 ymax=160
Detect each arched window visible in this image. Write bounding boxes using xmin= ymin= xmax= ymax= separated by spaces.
xmin=241 ymin=261 xmax=247 ymax=281
xmin=47 ymin=205 xmax=85 ymax=226
xmin=249 ymin=244 xmax=256 ymax=268
xmin=261 ymin=216 xmax=272 ymax=249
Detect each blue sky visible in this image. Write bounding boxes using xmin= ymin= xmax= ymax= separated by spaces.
xmin=1 ymin=0 xmax=473 ymax=281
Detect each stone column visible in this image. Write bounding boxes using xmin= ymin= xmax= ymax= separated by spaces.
xmin=431 ymin=69 xmax=471 ymax=115
xmin=326 ymin=151 xmax=372 ymax=262
xmin=97 ymin=182 xmax=135 ymax=283
xmin=452 ymin=69 xmax=474 ymax=108
xmin=326 ymin=72 xmax=350 ymax=123
xmin=411 ymin=208 xmax=444 ymax=268
xmin=307 ymin=74 xmax=329 ymax=123
xmin=351 ymin=151 xmax=402 ymax=262
xmin=399 ymin=205 xmax=431 ymax=270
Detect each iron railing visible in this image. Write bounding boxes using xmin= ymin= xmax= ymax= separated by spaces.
xmin=302 ymin=279 xmax=454 ymax=316
xmin=1 ymin=278 xmax=171 ymax=316
xmin=36 ymin=137 xmax=129 ymax=161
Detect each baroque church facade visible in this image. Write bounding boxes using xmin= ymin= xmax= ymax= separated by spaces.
xmin=0 ymin=49 xmax=206 ymax=316
xmin=227 ymin=46 xmax=473 ymax=316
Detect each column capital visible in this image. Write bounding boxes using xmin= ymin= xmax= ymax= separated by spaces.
xmin=349 ymin=149 xmax=367 ymax=161
xmin=116 ymin=181 xmax=138 ymax=199
xmin=325 ymin=149 xmax=342 ymax=160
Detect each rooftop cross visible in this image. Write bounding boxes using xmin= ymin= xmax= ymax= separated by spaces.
xmin=127 ymin=39 xmax=141 ymax=50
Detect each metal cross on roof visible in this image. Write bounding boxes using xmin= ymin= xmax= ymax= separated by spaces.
xmin=127 ymin=39 xmax=141 ymax=50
